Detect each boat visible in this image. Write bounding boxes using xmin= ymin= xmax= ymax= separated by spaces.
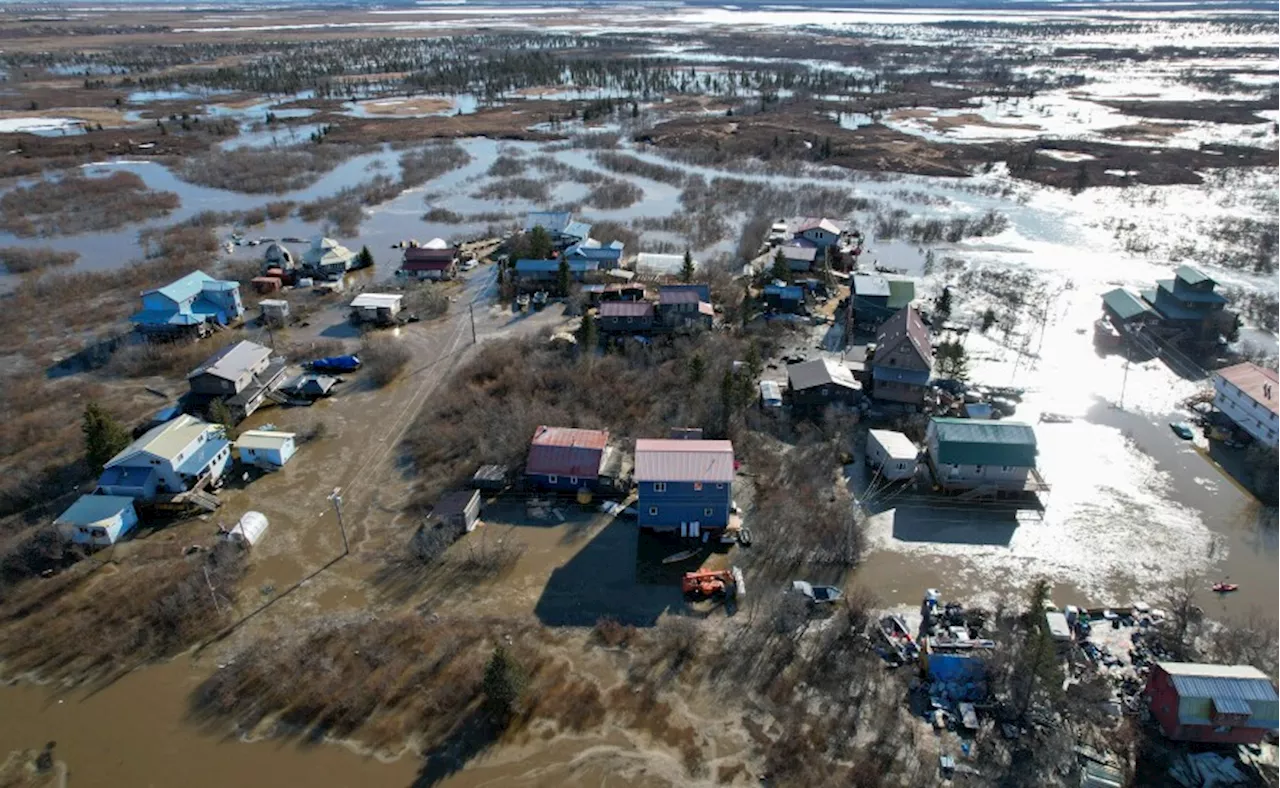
xmin=1039 ymin=412 xmax=1073 ymax=424
xmin=1212 ymin=582 xmax=1239 ymax=594
xmin=877 ymin=614 xmax=920 ymax=662
xmin=662 ymin=548 xmax=700 ymax=564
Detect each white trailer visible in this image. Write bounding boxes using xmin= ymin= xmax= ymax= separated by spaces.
xmin=867 ymin=429 xmax=919 ymax=481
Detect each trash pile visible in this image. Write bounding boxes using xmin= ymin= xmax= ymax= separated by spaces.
xmin=1169 ymin=751 xmax=1252 ymax=788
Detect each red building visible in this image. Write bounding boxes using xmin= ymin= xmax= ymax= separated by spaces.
xmin=399 ymin=244 xmax=458 ymax=281
xmin=1145 ymin=662 xmax=1278 ymax=745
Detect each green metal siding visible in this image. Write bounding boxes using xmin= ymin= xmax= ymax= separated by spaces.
xmin=932 ymin=418 xmax=1037 ymax=467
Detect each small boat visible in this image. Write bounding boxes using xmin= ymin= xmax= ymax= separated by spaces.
xmin=1039 ymin=412 xmax=1073 ymax=424
xmin=1212 ymin=582 xmax=1239 ymax=594
xmin=662 ymin=548 xmax=700 ymax=565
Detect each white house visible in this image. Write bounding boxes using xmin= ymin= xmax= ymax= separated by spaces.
xmin=925 ymin=418 xmax=1040 ymax=492
xmin=55 ymin=494 xmax=139 ymax=546
xmin=302 ymin=236 xmax=356 ymax=279
xmin=867 ymin=429 xmax=919 ymax=481
xmin=235 ymin=430 xmax=297 ymax=469
xmin=1213 ymin=362 xmax=1279 ymax=448
xmin=96 ymin=415 xmax=231 ymax=500
xmin=350 ymin=293 xmax=403 ymax=324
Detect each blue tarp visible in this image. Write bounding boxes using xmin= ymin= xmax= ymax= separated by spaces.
xmin=309 ymin=355 xmax=361 ymax=373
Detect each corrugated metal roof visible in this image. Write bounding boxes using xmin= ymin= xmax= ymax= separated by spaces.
xmin=188 ymin=340 xmax=270 ymax=381
xmin=145 ymin=270 xmax=217 ymax=303
xmin=1102 ymin=288 xmax=1154 ymax=321
xmin=1175 ymin=264 xmax=1213 ymax=286
xmin=235 ymin=430 xmax=296 ymax=451
xmin=635 ymin=439 xmax=734 ymax=483
xmin=875 ymin=305 xmax=931 ymax=370
xmin=780 ymin=245 xmax=817 ymax=262
xmin=527 ymin=426 xmax=609 ymax=478
xmin=1161 ymin=662 xmax=1279 ymax=704
xmin=515 ymin=259 xmax=593 ymax=274
xmin=350 ymin=293 xmax=403 ymax=309
xmin=525 ymin=211 xmax=571 ymax=233
xmin=931 ymin=418 xmax=1037 ymax=467
xmin=599 ymin=301 xmax=654 ymax=318
xmin=107 ymin=415 xmax=213 ymax=467
xmin=1216 ymin=362 xmax=1278 ymax=415
xmin=886 ymin=279 xmax=916 ymax=310
xmin=660 ymin=290 xmax=700 ymax=305
xmin=787 ymin=358 xmax=859 ymax=392
xmin=868 ymin=429 xmax=916 ymax=460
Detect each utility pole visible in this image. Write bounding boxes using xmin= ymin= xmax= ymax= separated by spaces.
xmin=469 ymin=302 xmax=476 ymax=344
xmin=329 ymin=487 xmax=350 ymax=555
xmin=1118 ymin=357 xmax=1130 ymax=410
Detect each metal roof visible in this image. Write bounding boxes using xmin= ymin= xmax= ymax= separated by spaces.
xmin=853 ymin=274 xmax=891 ymax=298
xmin=659 ymin=284 xmax=711 ymax=302
xmin=107 ymin=414 xmax=213 ymax=467
xmin=235 ymin=430 xmax=296 ymax=451
xmin=634 ymin=439 xmax=734 ymax=483
xmin=350 ymin=293 xmax=404 ymax=309
xmin=1160 ymin=662 xmax=1278 ymax=704
xmin=1102 ymin=288 xmax=1154 ymax=322
xmin=515 ymin=259 xmax=593 ymax=274
xmin=527 ymin=426 xmax=609 ymax=478
xmin=434 ymin=489 xmax=479 ymax=517
xmin=144 ymin=270 xmax=219 ymax=303
xmin=188 ymin=340 xmax=270 ymax=381
xmin=660 ymin=289 xmax=701 ymax=305
xmin=1175 ymin=265 xmax=1214 ymax=286
xmin=868 ymin=429 xmax=917 ymax=460
xmin=792 ymin=217 xmax=845 ymax=235
xmin=55 ymin=494 xmax=136 ymax=526
xmin=886 ymin=279 xmax=916 ymax=310
xmin=1215 ymin=362 xmax=1278 ymax=415
xmin=780 ymin=245 xmax=817 ymax=262
xmin=787 ymin=358 xmax=859 ymax=392
xmin=930 ymin=418 xmax=1037 ymax=467
xmin=599 ymin=301 xmax=654 ymax=318
xmin=875 ymin=305 xmax=931 ymax=370
xmin=635 ymin=253 xmax=692 ymax=275
xmin=764 ymin=284 xmax=803 ymax=300
xmin=1157 ymin=279 xmax=1228 ymax=303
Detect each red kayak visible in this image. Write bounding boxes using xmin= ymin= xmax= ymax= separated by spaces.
xmin=1212 ymin=583 xmax=1239 ymax=594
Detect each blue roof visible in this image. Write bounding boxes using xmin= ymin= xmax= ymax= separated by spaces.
xmin=525 ymin=211 xmax=571 ymax=233
xmin=97 ymin=465 xmax=157 ymax=489
xmin=764 ymin=284 xmax=803 ymax=300
xmin=146 ymin=271 xmax=217 ymax=303
xmin=515 ymin=259 xmax=593 ymax=274
xmin=660 ymin=284 xmax=711 ymax=302
xmin=566 ymin=244 xmax=623 ymax=262
xmin=564 ymin=221 xmax=592 ymax=240
xmin=56 ymin=494 xmax=136 ymax=525
xmin=873 ymin=366 xmax=930 ymax=385
xmin=175 ymin=436 xmax=229 ymax=477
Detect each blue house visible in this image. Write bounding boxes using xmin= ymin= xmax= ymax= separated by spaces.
xmin=1140 ymin=265 xmax=1230 ymax=340
xmin=132 ymin=271 xmax=244 ymax=338
xmin=514 ymin=259 xmax=593 ymax=284
xmin=565 ymin=239 xmax=624 ymax=268
xmin=635 ymin=438 xmax=734 ymax=535
xmin=851 ymin=273 xmax=893 ymax=327
xmin=525 ymin=426 xmax=613 ymax=492
xmin=97 ymin=415 xmax=231 ymax=501
xmin=54 ymin=494 xmax=139 ymax=546
xmin=764 ymin=284 xmax=805 ymax=313
xmin=525 ymin=211 xmax=592 ymax=250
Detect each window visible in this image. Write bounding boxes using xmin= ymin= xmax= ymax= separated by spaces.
xmin=649 ymin=506 xmax=658 ymax=516
xmin=715 ymin=483 xmax=724 ymax=490
xmin=569 ymin=476 xmax=578 ymax=485
xmin=703 ymin=508 xmax=713 ymax=517
xmin=975 ymin=466 xmax=983 ymax=474
xmin=1001 ymin=466 xmax=1011 ymax=472
xmin=693 ymin=482 xmax=703 ymax=491
xmin=547 ymin=475 xmax=558 ymax=484
xmin=1214 ymin=725 xmax=1231 ymax=734
xmin=654 ymin=482 xmax=666 ymax=493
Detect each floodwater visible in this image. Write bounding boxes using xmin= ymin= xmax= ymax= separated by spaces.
xmin=0 ymin=3 xmax=1277 ymax=785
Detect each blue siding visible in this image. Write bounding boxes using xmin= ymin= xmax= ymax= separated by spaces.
xmin=637 ymin=480 xmax=731 ymax=529
xmin=527 ymin=472 xmax=598 ymax=492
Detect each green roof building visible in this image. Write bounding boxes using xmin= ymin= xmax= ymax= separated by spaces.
xmin=925 ymin=417 xmax=1041 ymax=492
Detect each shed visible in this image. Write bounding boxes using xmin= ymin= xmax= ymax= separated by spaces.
xmin=226 ymin=511 xmax=268 ymax=546
xmin=787 ymin=358 xmax=861 ymax=409
xmin=55 ymin=495 xmax=139 ymax=546
xmin=759 ymin=380 xmax=783 ymax=410
xmin=350 ymin=293 xmax=403 ymax=324
xmin=526 ymin=426 xmax=610 ymax=490
xmin=928 ymin=418 xmax=1037 ymax=467
xmin=251 ymin=276 xmax=282 ymax=294
xmin=472 ymin=464 xmax=510 ymax=491
xmin=260 ymin=298 xmax=290 ymax=324
xmin=1102 ymin=287 xmax=1155 ymax=325
xmin=235 ymin=429 xmax=297 ymax=469
xmin=866 ymin=429 xmax=918 ymax=481
xmin=434 ymin=489 xmax=482 ymax=533
xmin=1145 ymin=662 xmax=1280 ymax=745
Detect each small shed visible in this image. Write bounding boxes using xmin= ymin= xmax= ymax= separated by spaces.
xmin=225 ymin=511 xmax=269 ymax=546
xmin=55 ymin=495 xmax=139 ymax=546
xmin=252 ymin=276 xmax=283 ymax=294
xmin=260 ymin=298 xmax=290 ymax=324
xmin=1045 ymin=610 xmax=1072 ymax=642
xmin=866 ymin=429 xmax=919 ymax=481
xmin=759 ymin=380 xmax=783 ymax=411
xmin=350 ymin=293 xmax=404 ymax=324
xmin=434 ymin=489 xmax=482 ymax=533
xmin=235 ymin=429 xmax=297 ymax=469
xmin=472 ymin=464 xmax=510 ymax=491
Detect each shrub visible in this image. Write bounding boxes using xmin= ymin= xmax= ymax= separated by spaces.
xmin=361 ymin=336 xmax=412 ymax=387
xmin=0 ymin=172 xmax=179 ymax=237
xmin=0 ymin=247 xmax=78 ymax=274
xmin=482 ymin=646 xmax=528 ymax=719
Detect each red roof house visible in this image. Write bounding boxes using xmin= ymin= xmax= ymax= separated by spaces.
xmin=525 ymin=426 xmax=610 ymax=490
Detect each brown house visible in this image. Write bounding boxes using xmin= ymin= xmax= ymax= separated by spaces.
xmin=598 ymin=300 xmax=655 ymax=333
xmin=400 ymin=245 xmax=458 ymax=280
xmin=872 ymin=306 xmax=932 ymax=406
